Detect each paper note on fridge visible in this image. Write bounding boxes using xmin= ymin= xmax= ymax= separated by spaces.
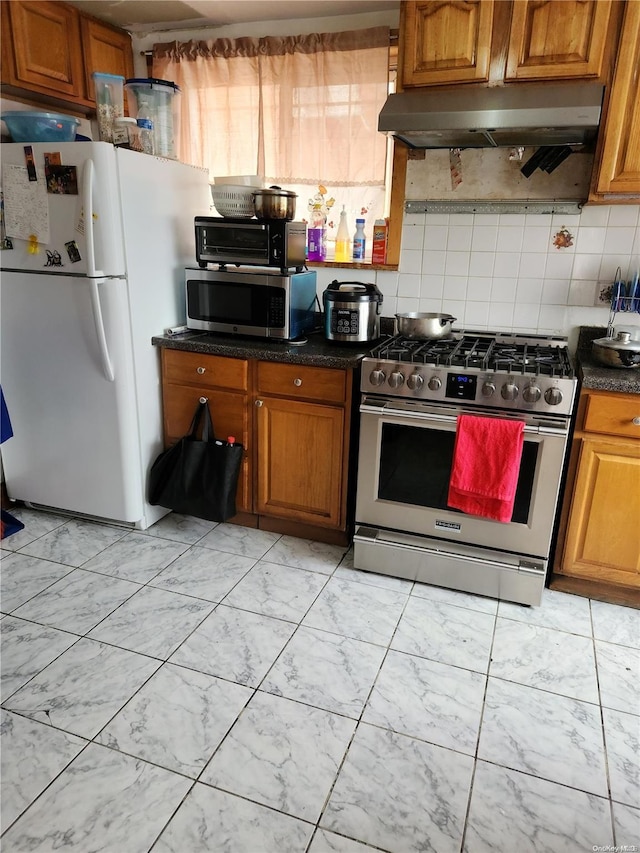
xmin=3 ymin=164 xmax=50 ymax=243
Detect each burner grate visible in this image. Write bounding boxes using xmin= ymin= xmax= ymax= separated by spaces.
xmin=370 ymin=333 xmax=574 ymax=378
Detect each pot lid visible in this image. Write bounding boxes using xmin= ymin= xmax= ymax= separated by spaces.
xmin=254 ymin=186 xmax=297 ymax=197
xmin=324 ymin=281 xmax=383 ymax=301
xmin=593 ymin=332 xmax=640 ymax=351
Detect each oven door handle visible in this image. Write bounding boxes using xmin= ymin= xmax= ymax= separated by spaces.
xmin=359 ymin=403 xmax=567 ymax=436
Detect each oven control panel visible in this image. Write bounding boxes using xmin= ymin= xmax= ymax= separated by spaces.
xmin=361 ymin=361 xmax=576 ymax=417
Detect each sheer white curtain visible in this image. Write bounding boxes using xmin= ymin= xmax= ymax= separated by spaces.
xmin=153 ymin=28 xmax=390 ymax=253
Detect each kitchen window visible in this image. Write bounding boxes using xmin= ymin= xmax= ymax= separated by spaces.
xmin=152 ymin=28 xmax=394 ymax=264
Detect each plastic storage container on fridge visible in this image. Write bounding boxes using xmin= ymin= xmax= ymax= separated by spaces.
xmin=125 ymin=78 xmax=181 ymax=159
xmin=93 ymin=72 xmax=125 ymax=143
xmin=1 ymin=111 xmax=80 ymax=143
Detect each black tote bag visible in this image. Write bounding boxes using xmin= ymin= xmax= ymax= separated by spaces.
xmin=149 ymin=399 xmax=243 ymax=522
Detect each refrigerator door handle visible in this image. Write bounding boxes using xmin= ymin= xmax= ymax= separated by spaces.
xmin=83 ymin=159 xmax=105 ymax=277
xmin=89 ymin=280 xmax=115 ymax=382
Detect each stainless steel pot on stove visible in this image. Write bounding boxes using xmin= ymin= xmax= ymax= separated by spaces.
xmin=252 ymin=186 xmax=297 ymax=221
xmin=395 ymin=312 xmax=457 ymax=339
xmin=592 ymin=331 xmax=640 ymax=368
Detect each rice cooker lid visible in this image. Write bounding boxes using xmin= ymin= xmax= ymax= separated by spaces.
xmin=324 ymin=280 xmax=383 ymax=303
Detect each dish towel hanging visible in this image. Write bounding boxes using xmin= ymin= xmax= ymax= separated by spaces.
xmin=447 ymin=414 xmax=525 ymax=523
xmin=0 ymin=386 xmax=25 ymax=540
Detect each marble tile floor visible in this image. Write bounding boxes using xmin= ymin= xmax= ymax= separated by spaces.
xmin=1 ymin=506 xmax=639 ymax=853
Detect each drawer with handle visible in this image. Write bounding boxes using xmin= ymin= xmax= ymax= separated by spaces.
xmin=162 ymin=349 xmax=248 ymax=392
xmin=583 ymin=391 xmax=640 ymax=439
xmin=257 ymin=362 xmax=346 ymax=404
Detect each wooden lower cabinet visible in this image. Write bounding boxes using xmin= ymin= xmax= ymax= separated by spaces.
xmin=160 ymin=349 xmax=355 ymax=543
xmin=255 ymin=397 xmax=345 ymax=529
xmin=553 ymin=388 xmax=640 ymax=605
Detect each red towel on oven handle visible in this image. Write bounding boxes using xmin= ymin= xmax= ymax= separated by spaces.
xmin=447 ymin=414 xmax=525 ymax=523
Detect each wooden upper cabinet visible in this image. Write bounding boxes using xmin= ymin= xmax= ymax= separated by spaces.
xmin=81 ymin=17 xmax=134 ymax=103
xmin=1 ymin=0 xmax=134 ymax=110
xmin=3 ymin=0 xmax=85 ymax=100
xmin=401 ymin=1 xmax=496 ymax=87
xmin=505 ymin=0 xmax=614 ymax=81
xmin=591 ymin=0 xmax=640 ymax=198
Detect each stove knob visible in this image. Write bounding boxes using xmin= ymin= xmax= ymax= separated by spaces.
xmin=501 ymin=381 xmax=519 ymax=401
xmin=545 ymin=387 xmax=563 ymax=406
xmin=370 ymin=369 xmax=386 ymax=387
xmin=427 ymin=375 xmax=442 ymax=391
xmin=482 ymin=381 xmax=496 ymax=397
xmin=388 ymin=370 xmax=405 ymax=389
xmin=523 ymin=383 xmax=542 ymax=403
xmin=407 ymin=372 xmax=424 ymax=391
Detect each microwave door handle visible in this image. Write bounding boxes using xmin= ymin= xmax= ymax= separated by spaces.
xmin=83 ymin=159 xmax=105 ymax=277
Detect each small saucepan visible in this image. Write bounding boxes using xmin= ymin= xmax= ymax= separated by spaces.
xmin=252 ymin=186 xmax=297 ymax=221
xmin=395 ymin=312 xmax=457 ymax=339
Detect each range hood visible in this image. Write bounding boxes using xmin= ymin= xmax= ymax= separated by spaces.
xmin=378 ymin=83 xmax=604 ymax=149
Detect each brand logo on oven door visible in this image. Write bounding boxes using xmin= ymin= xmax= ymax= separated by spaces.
xmin=435 ymin=520 xmax=461 ymax=531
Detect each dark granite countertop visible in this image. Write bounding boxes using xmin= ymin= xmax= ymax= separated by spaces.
xmin=576 ymin=327 xmax=640 ymax=395
xmin=152 ymin=329 xmax=374 ymax=369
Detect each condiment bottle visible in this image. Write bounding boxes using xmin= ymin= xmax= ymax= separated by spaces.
xmin=352 ymin=218 xmax=366 ymax=261
xmin=334 ymin=206 xmax=351 ymax=263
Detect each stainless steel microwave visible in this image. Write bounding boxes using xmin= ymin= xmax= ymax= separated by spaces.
xmin=185 ymin=266 xmax=317 ymax=341
xmin=194 ymin=217 xmax=307 ymax=269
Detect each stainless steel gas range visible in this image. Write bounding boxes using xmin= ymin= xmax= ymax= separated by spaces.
xmin=353 ymin=331 xmax=578 ymax=606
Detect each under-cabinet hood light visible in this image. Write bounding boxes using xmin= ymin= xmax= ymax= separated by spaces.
xmin=379 ymin=83 xmax=604 ymax=149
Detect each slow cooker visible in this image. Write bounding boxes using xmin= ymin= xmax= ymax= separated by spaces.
xmin=323 ymin=280 xmax=383 ymax=343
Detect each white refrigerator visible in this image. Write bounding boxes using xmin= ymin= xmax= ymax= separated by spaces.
xmin=0 ymin=142 xmax=210 ymax=528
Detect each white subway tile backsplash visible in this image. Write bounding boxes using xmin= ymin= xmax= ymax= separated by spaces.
xmin=398 ymin=273 xmax=421 ymax=298
xmin=467 ymin=277 xmax=493 ymax=301
xmin=422 ymin=250 xmax=446 ymax=275
xmin=541 ymin=279 xmax=571 ymax=305
xmin=518 ymin=252 xmax=547 ymax=278
xmin=444 ymin=275 xmax=468 ymax=301
xmin=608 ymin=206 xmax=639 ymax=227
xmin=469 ymin=252 xmax=495 ymax=277
xmin=447 ymin=225 xmax=473 ymax=251
xmin=464 ymin=301 xmax=490 ymax=327
xmin=512 ymin=302 xmax=540 ymax=330
xmin=487 ymin=302 xmax=515 ymax=328
xmin=471 ymin=226 xmax=499 ymax=252
xmin=401 ymin=225 xmax=425 ymax=251
xmin=423 ymin=225 xmax=449 ymax=250
xmin=572 ymin=253 xmax=601 ymax=280
xmin=522 ymin=227 xmax=552 ymax=253
xmin=493 ymin=252 xmax=521 ymax=278
xmin=399 ymin=248 xmax=422 ymax=274
xmin=396 ymin=296 xmax=420 ymax=314
xmin=497 ymin=226 xmax=524 ymax=253
xmin=375 ymin=271 xmax=399 ymax=296
xmin=544 ymin=253 xmax=574 ymax=279
xmin=491 ymin=278 xmax=516 ymax=302
xmin=576 ymin=227 xmax=607 ymax=254
xmin=516 ymin=278 xmax=544 ymax=302
xmin=382 ymin=204 xmax=639 ymax=336
xmin=603 ymin=227 xmax=636 ymax=255
xmin=576 ymin=207 xmax=609 ymax=227
xmin=568 ymin=280 xmax=598 ymax=307
xmin=420 ymin=274 xmax=445 ymax=299
xmin=444 ymin=252 xmax=470 ymax=277
xmin=538 ymin=305 xmax=567 ymax=333
xmin=418 ymin=296 xmax=443 ymax=312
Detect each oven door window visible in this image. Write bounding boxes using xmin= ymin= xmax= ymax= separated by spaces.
xmin=186 ymin=279 xmax=284 ymax=328
xmin=377 ymin=422 xmax=538 ymax=525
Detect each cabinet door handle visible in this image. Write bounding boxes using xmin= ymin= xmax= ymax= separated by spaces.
xmin=255 ymin=400 xmax=263 ymax=407
xmin=633 ymin=417 xmax=640 ymax=426
xmin=293 ymin=378 xmax=303 ymax=386
xmin=197 ymin=367 xmax=206 ymax=374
